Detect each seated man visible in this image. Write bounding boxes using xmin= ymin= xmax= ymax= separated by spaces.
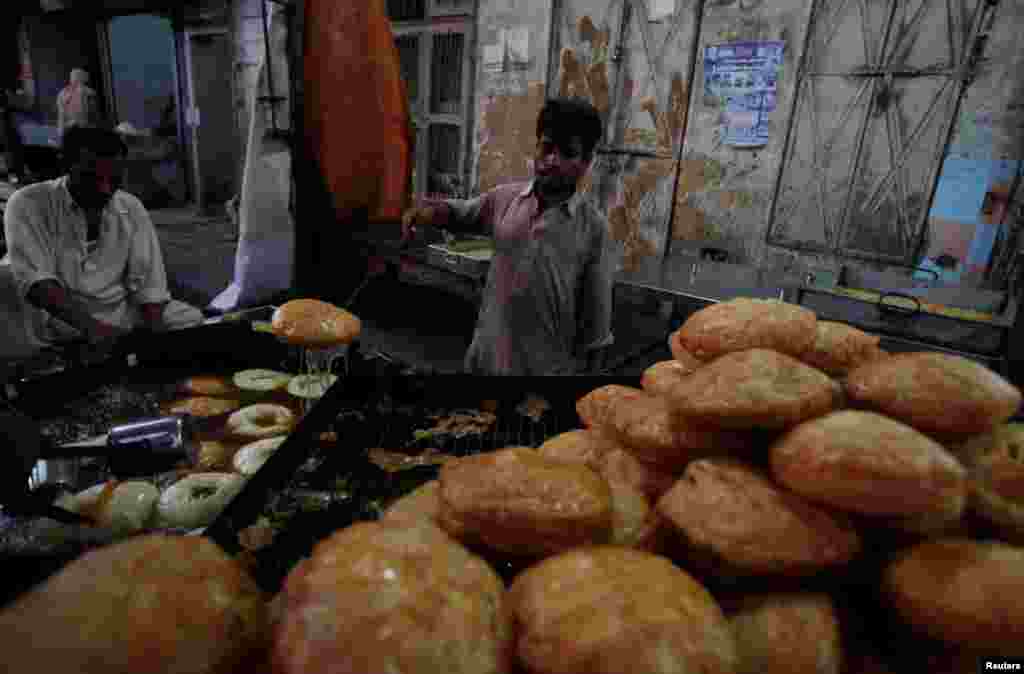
xmin=402 ymin=98 xmax=613 ymax=375
xmin=2 ymin=124 xmax=202 ymax=358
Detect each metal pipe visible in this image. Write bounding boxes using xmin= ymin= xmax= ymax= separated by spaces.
xmin=766 ymin=0 xmax=828 ymax=249
xmin=261 ymin=0 xmax=278 ymax=134
xmin=910 ymin=0 xmax=995 ymax=266
xmin=661 ymin=0 xmax=705 ymax=265
xmin=831 ymin=0 xmax=901 ymax=252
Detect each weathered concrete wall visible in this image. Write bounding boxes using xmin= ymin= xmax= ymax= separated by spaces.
xmin=674 ymin=0 xmax=814 ymax=269
xmin=940 ymin=0 xmax=1024 ymax=284
xmin=472 ymin=0 xmax=553 ymax=194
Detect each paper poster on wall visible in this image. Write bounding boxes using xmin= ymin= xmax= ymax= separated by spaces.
xmin=704 ymin=41 xmax=784 ymax=148
xmin=930 ymin=157 xmax=990 ymax=224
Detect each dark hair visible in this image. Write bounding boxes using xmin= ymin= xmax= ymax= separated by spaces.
xmin=60 ymin=125 xmax=128 ymax=165
xmin=536 ymin=98 xmax=603 ymax=158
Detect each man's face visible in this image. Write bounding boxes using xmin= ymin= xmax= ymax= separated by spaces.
xmin=534 ymin=134 xmax=591 ymax=198
xmin=67 ymin=149 xmax=125 ymax=211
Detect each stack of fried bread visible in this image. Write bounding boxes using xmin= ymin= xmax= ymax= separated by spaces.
xmin=262 ymin=298 xmax=1024 ymax=674
xmin=18 ymin=298 xmax=1024 ymax=673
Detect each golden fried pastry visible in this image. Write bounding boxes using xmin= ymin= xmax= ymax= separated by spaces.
xmin=728 ymin=593 xmax=843 ymax=674
xmin=641 ymin=359 xmax=699 ymax=398
xmin=575 ymin=384 xmax=646 ymax=427
xmin=657 ymin=458 xmax=860 ymax=577
xmin=538 ymin=429 xmax=618 ymax=467
xmin=800 ymin=320 xmax=886 ymax=376
xmin=274 ymin=518 xmax=510 ymax=674
xmin=382 ymin=480 xmax=441 ymax=524
xmin=674 ymin=298 xmax=817 ymax=360
xmin=601 ymin=448 xmax=679 ymax=502
xmin=845 ymin=352 xmax=1022 ymax=435
xmin=271 ymin=298 xmax=361 ymax=348
xmin=668 ymin=329 xmax=704 ymax=368
xmin=437 ymin=447 xmax=613 ymax=558
xmin=967 ymin=425 xmax=1024 ymax=543
xmin=0 ymin=535 xmax=269 ymax=674
xmin=178 ymin=374 xmax=240 ymax=398
xmin=883 ymin=539 xmax=1024 ymax=653
xmin=507 ymin=547 xmax=739 ymax=674
xmin=770 ymin=411 xmax=967 ymax=518
xmin=164 ymin=396 xmax=242 ymax=418
xmin=665 ymin=349 xmax=840 ymax=430
xmin=577 ymin=385 xmax=752 ymax=469
xmin=604 ymin=476 xmax=659 ymax=549
xmin=539 ymin=429 xmax=678 ymax=501
xmin=196 ymin=439 xmax=243 ymax=471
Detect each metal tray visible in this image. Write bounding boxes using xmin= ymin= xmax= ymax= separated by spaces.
xmin=796 ymin=286 xmax=1010 ymax=366
xmin=425 ymin=242 xmax=493 ymax=280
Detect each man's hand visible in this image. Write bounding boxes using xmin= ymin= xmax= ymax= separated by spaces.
xmin=400 ymin=206 xmax=436 ymax=242
xmin=139 ymin=303 xmax=166 ymax=333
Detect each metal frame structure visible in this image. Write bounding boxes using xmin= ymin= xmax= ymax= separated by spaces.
xmin=766 ymin=0 xmax=1000 ymax=265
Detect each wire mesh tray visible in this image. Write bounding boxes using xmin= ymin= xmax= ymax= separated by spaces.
xmin=207 ymin=375 xmax=637 ymax=592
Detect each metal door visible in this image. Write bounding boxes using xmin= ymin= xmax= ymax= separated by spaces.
xmin=184 ymin=29 xmax=238 ymax=212
xmin=549 ymin=0 xmax=701 ymax=272
xmin=767 ymin=0 xmax=991 ymax=263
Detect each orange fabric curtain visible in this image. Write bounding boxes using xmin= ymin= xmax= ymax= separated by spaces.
xmin=303 ymin=0 xmax=413 ymax=223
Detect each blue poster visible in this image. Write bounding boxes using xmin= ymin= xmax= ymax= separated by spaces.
xmin=704 ymin=41 xmax=785 ymax=148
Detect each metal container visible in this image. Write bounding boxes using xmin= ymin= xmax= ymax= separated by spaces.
xmin=108 ymin=415 xmax=196 ymax=458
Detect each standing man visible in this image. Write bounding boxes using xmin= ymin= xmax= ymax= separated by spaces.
xmin=2 ymin=125 xmax=202 ymax=358
xmin=56 ymin=68 xmax=101 ymax=136
xmin=402 ymin=98 xmax=614 ymax=375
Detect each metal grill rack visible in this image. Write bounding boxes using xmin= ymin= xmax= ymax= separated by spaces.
xmin=211 ymin=375 xmax=635 ymax=591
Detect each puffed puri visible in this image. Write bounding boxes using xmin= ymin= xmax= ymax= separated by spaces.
xmin=844 ymin=352 xmax=1022 ymax=436
xmin=799 ymin=320 xmax=888 ymax=376
xmin=0 ymin=534 xmax=271 ymax=674
xmin=673 ymin=298 xmax=817 ymax=361
xmin=575 ymin=385 xmax=753 ymax=469
xmin=769 ymin=410 xmax=968 ymax=519
xmin=538 ymin=428 xmax=679 ymax=502
xmin=662 ymin=349 xmax=841 ymax=431
xmin=882 ymin=538 xmax=1024 ymax=653
xmin=656 ymin=458 xmax=861 ymax=577
xmin=272 ymin=518 xmax=511 ymax=674
xmin=727 ymin=593 xmax=844 ymax=674
xmin=437 ymin=447 xmax=614 ymax=558
xmin=271 ymin=298 xmax=361 ymax=347
xmin=506 ymin=546 xmax=739 ymax=674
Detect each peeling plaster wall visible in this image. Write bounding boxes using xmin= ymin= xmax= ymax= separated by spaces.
xmin=465 ymin=0 xmax=1024 ymax=283
xmin=471 ymin=0 xmax=553 ymax=194
xmin=230 ymin=0 xmax=290 ymax=196
xmin=674 ymin=0 xmax=814 ymax=269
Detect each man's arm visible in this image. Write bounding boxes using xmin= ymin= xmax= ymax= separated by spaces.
xmin=4 ymin=190 xmax=120 ymax=341
xmin=401 ymin=193 xmax=491 ymax=240
xmin=578 ymin=210 xmax=615 ymax=373
xmin=26 ymin=281 xmax=122 ymax=340
xmin=124 ymin=201 xmax=171 ymax=332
